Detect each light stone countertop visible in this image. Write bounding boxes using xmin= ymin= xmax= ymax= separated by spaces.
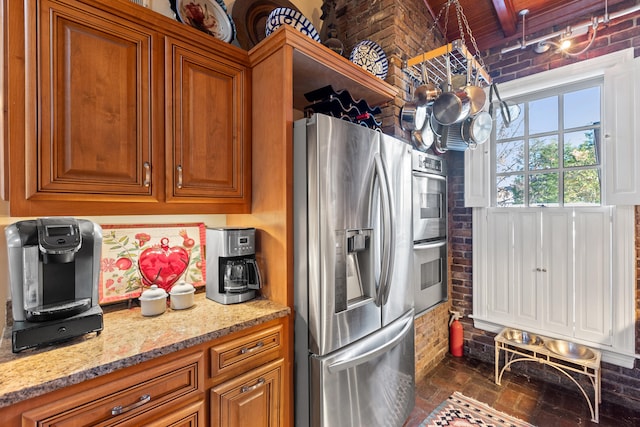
xmin=0 ymin=293 xmax=289 ymax=408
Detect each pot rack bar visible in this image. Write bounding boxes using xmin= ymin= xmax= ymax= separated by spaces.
xmin=403 ymin=40 xmax=492 ymax=88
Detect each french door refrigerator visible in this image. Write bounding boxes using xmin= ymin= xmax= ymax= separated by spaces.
xmin=293 ymin=113 xmax=415 ymax=427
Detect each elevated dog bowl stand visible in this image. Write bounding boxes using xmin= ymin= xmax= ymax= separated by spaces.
xmin=494 ymin=328 xmax=602 ymax=423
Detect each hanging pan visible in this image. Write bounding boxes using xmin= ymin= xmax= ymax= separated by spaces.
xmin=414 ymin=60 xmax=440 ymax=107
xmin=432 ymin=56 xmax=471 ymax=125
xmin=462 ymin=54 xmax=487 ymax=116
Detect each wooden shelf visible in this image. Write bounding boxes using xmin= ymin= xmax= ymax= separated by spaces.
xmin=249 ymin=25 xmax=398 ymax=110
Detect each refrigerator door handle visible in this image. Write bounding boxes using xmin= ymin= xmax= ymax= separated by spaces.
xmin=326 ymin=313 xmax=412 ymax=374
xmin=373 ymin=154 xmax=395 ymax=307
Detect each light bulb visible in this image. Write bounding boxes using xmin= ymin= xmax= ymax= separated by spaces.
xmin=560 ymin=39 xmax=572 ymax=50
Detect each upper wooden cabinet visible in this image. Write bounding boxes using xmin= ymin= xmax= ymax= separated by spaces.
xmin=3 ymin=0 xmax=251 ymax=216
xmin=166 ymin=37 xmax=250 ymax=203
xmin=36 ymin=0 xmax=159 ymax=200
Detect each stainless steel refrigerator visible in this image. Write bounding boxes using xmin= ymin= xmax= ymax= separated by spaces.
xmin=293 ymin=114 xmax=415 ymax=427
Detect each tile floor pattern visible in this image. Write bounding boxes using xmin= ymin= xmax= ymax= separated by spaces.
xmin=404 ymin=355 xmax=640 ymax=427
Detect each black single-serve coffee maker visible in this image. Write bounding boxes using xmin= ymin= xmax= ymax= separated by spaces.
xmin=206 ymin=227 xmax=262 ymax=304
xmin=6 ymin=217 xmax=104 ymax=352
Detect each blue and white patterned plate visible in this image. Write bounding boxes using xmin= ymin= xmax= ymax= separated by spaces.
xmin=265 ymin=7 xmax=320 ymax=42
xmin=349 ymin=40 xmax=388 ymax=80
xmin=177 ymin=0 xmax=236 ymax=43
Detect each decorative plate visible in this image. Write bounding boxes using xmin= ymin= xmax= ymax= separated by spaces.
xmin=98 ymin=223 xmax=206 ymax=305
xmin=231 ymin=0 xmax=301 ymax=50
xmin=177 ymin=0 xmax=236 ymax=42
xmin=265 ymin=7 xmax=320 ymax=42
xmin=349 ymin=40 xmax=388 ymax=80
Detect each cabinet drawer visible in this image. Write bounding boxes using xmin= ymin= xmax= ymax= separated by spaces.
xmin=22 ymin=351 xmax=203 ymax=427
xmin=210 ymin=324 xmax=283 ymax=378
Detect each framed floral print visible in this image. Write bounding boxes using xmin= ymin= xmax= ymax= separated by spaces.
xmin=98 ymin=223 xmax=206 ymax=305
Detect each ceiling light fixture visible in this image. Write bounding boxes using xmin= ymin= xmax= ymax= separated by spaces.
xmin=534 ymin=17 xmax=599 ymax=57
xmin=501 ymin=0 xmax=640 ymax=55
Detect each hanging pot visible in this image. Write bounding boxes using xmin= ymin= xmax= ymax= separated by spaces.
xmin=429 ymin=111 xmax=443 ymax=136
xmin=443 ymin=122 xmax=473 ymax=151
xmin=432 ymin=89 xmax=471 ymax=126
xmin=442 ymin=111 xmax=493 ymax=151
xmin=462 ymin=111 xmax=492 ymax=144
xmin=432 ymin=125 xmax=448 ymax=155
xmin=414 ymin=62 xmax=440 ymax=106
xmin=411 ymin=121 xmax=434 ymax=152
xmin=432 ymin=53 xmax=471 ymax=125
xmin=400 ymin=102 xmax=428 ymax=132
xmin=462 ymin=59 xmax=487 ymax=116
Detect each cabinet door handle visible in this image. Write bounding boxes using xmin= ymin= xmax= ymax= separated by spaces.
xmin=535 ymin=267 xmax=547 ymax=272
xmin=240 ymin=341 xmax=264 ymax=354
xmin=177 ymin=165 xmax=183 ymax=189
xmin=111 ymin=394 xmax=151 ymax=416
xmin=240 ymin=378 xmax=265 ymax=393
xmin=143 ymin=162 xmax=151 ymax=187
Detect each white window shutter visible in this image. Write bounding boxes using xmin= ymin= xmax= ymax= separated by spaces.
xmin=603 ymin=57 xmax=640 ymax=205
xmin=464 ymin=138 xmax=490 ymax=207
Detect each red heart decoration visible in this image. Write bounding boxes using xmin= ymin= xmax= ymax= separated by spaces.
xmin=138 ymin=237 xmax=190 ymax=292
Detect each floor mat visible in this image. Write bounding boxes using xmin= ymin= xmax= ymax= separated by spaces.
xmin=420 ymin=392 xmax=536 ymax=427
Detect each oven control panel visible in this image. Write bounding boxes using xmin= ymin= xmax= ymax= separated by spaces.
xmin=412 ymin=150 xmax=446 ymax=175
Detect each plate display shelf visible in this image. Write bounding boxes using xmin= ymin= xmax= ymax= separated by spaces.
xmin=249 ymin=24 xmax=397 ymax=111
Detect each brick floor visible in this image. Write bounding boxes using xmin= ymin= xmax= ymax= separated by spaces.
xmin=404 ymin=355 xmax=640 ymax=427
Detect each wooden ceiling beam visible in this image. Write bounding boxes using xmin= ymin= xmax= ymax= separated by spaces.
xmin=491 ymin=0 xmax=518 ymax=37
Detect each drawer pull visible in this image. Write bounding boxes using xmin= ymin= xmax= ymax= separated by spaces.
xmin=240 ymin=378 xmax=265 ymax=393
xmin=111 ymin=394 xmax=151 ymax=416
xmin=240 ymin=341 xmax=264 ymax=354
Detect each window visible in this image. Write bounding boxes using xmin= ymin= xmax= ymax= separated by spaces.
xmin=493 ymin=80 xmax=602 ymax=207
xmin=466 ymin=49 xmax=637 ymax=368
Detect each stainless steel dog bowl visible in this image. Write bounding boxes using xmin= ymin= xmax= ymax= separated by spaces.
xmin=502 ymin=328 xmax=543 ymax=346
xmin=544 ymin=339 xmax=596 ymax=360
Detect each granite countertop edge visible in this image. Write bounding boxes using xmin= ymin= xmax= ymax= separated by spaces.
xmin=0 ymin=296 xmax=290 ymax=409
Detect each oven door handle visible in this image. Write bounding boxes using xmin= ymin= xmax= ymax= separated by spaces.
xmin=414 ymin=240 xmax=447 ymax=250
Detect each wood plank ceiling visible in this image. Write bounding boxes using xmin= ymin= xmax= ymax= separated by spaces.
xmin=422 ymin=0 xmax=631 ymax=52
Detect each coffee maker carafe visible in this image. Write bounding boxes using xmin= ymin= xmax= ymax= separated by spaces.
xmin=6 ymin=217 xmax=104 ymax=352
xmin=206 ymin=227 xmax=262 ymax=304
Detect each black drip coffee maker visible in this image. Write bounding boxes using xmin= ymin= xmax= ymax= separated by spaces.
xmin=6 ymin=217 xmax=103 ymax=352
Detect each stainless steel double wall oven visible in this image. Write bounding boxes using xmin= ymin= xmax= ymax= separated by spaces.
xmin=412 ymin=151 xmax=448 ymax=315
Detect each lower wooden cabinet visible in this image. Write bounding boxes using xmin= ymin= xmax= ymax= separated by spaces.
xmin=0 ymin=317 xmax=289 ymax=427
xmin=211 ymin=358 xmax=284 ymax=427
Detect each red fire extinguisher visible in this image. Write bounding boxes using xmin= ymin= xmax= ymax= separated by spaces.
xmin=449 ymin=311 xmax=463 ymax=357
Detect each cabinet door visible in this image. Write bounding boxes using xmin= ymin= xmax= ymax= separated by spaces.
xmin=166 ymin=37 xmax=251 ymax=208
xmin=485 ymin=209 xmax=514 ymax=323
xmin=33 ymin=0 xmax=159 ymax=200
xmin=211 ymin=359 xmax=283 ymax=427
xmin=574 ymin=208 xmax=612 ymax=344
xmin=512 ymin=210 xmax=541 ymax=326
xmin=540 ymin=211 xmax=573 ymax=335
